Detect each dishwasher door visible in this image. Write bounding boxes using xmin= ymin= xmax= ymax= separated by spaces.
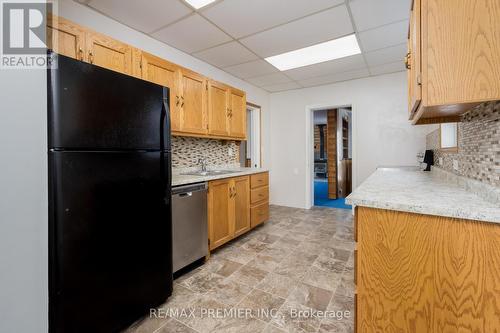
xmin=172 ymin=182 xmax=208 ymax=273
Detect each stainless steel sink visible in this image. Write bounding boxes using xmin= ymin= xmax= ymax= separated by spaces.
xmin=180 ymin=169 xmax=241 ymax=176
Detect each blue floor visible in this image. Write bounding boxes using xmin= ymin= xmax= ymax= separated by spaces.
xmin=314 ymin=181 xmax=352 ymax=209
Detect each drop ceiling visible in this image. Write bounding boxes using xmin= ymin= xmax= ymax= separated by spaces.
xmin=84 ymin=0 xmax=411 ymax=92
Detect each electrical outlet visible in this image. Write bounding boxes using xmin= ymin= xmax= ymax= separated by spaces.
xmin=439 ymin=157 xmax=443 ymax=165
xmin=453 ymin=160 xmax=459 ymax=171
xmin=228 ymin=147 xmax=234 ymax=156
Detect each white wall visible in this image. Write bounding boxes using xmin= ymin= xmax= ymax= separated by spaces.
xmin=0 ymin=70 xmax=48 ymax=331
xmin=58 ymin=0 xmax=271 ymax=168
xmin=268 ymin=72 xmax=433 ymax=209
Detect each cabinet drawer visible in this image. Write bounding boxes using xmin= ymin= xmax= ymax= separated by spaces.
xmin=251 ymin=186 xmax=269 ymax=205
xmin=250 ymin=172 xmax=268 ymax=189
xmin=251 ymin=202 xmax=269 ymax=228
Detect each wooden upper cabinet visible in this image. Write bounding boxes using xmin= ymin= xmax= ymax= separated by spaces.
xmin=141 ymin=52 xmax=181 ymax=131
xmin=208 ymin=179 xmax=234 ymax=250
xmin=208 ymin=80 xmax=229 ymax=137
xmin=229 ymin=88 xmax=247 ymax=139
xmin=233 ymin=176 xmax=251 ymax=237
xmin=179 ymin=69 xmax=208 ymax=135
xmin=407 ymin=0 xmax=422 ymax=120
xmin=409 ymin=0 xmax=500 ymax=124
xmin=47 ymin=16 xmax=86 ymax=61
xmin=86 ymin=31 xmax=133 ymax=75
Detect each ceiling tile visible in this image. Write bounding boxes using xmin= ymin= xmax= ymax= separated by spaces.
xmin=151 ymin=14 xmax=231 ymax=53
xmin=284 ymin=54 xmax=366 ymax=81
xmin=202 ymin=0 xmax=345 ymax=38
xmin=246 ymin=72 xmax=292 ymax=86
xmin=223 ymin=60 xmax=278 ymax=79
xmin=298 ymin=68 xmax=369 ymax=87
xmin=349 ymin=0 xmax=411 ymax=32
xmin=262 ymin=81 xmax=302 ymax=92
xmin=240 ymin=5 xmax=353 ymax=58
xmin=358 ymin=20 xmax=408 ymax=52
xmin=193 ymin=42 xmax=258 ymax=68
xmin=88 ymin=0 xmax=192 ymax=33
xmin=370 ymin=61 xmax=405 ymax=75
xmin=364 ymin=43 xmax=406 ymax=67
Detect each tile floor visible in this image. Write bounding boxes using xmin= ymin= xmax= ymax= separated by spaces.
xmin=124 ymin=205 xmax=355 ymax=333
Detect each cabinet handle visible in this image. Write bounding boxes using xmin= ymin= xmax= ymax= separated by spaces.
xmin=404 ymin=52 xmax=411 ymax=70
xmin=176 ymin=96 xmax=180 ymax=107
xmin=88 ymin=51 xmax=94 ymax=64
xmin=78 ymin=47 xmax=84 ymax=61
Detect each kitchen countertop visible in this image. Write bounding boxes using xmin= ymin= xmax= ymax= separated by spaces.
xmin=172 ymin=167 xmax=268 ymax=187
xmin=346 ymin=167 xmax=500 ymax=224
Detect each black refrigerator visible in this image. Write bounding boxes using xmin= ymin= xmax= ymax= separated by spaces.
xmin=48 ymin=53 xmax=173 ymax=333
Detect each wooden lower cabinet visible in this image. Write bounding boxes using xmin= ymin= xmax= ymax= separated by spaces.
xmin=355 ymin=206 xmax=500 ymax=332
xmin=208 ymin=173 xmax=269 ymax=251
xmin=250 ymin=172 xmax=270 ymax=228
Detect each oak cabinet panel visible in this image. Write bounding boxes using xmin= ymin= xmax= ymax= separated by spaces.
xmin=208 ymin=81 xmax=230 ymax=137
xmin=86 ymin=31 xmax=133 ymax=75
xmin=229 ymin=89 xmax=247 ymax=139
xmin=233 ymin=176 xmax=251 ymax=237
xmin=208 ymin=179 xmax=233 ymax=250
xmin=141 ymin=52 xmax=181 ymax=131
xmin=250 ymin=201 xmax=269 ymax=228
xmin=47 ymin=16 xmax=86 ymax=61
xmin=179 ymin=70 xmax=208 ymax=135
xmin=408 ymin=0 xmax=500 ymax=124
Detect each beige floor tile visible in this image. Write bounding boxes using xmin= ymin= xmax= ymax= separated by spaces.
xmin=270 ymin=300 xmax=323 ymax=333
xmin=236 ymin=289 xmax=285 ymax=322
xmin=302 ymin=266 xmax=342 ymax=292
xmin=204 ymin=278 xmax=252 ymax=307
xmin=231 ymin=264 xmax=269 ymax=287
xmin=155 ymin=318 xmax=197 ymax=333
xmin=255 ymin=272 xmax=300 ymax=299
xmin=221 ymin=247 xmax=257 ymax=265
xmin=159 ymin=285 xmax=199 ymax=312
xmin=203 ymin=258 xmax=243 ymax=277
xmin=180 ymin=270 xmax=225 ymax=294
xmin=287 ymin=282 xmax=333 ymax=311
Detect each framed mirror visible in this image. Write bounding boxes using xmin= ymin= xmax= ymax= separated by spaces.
xmin=440 ymin=123 xmax=458 ymax=152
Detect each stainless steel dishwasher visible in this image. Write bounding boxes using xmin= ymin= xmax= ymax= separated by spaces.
xmin=172 ymin=182 xmax=208 ymax=273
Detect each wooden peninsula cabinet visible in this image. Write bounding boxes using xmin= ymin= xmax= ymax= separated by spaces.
xmin=407 ymin=0 xmax=500 ymax=124
xmin=208 ymin=172 xmax=269 ymax=251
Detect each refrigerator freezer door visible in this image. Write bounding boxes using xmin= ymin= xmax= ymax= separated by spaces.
xmin=48 ymin=53 xmax=170 ymax=151
xmin=49 ymin=151 xmax=172 ymax=333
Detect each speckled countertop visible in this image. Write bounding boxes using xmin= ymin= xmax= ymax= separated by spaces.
xmin=346 ymin=167 xmax=500 ymax=224
xmin=172 ymin=167 xmax=268 ymax=187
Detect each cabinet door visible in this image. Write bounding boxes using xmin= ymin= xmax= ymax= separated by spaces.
xmin=208 ymin=179 xmax=233 ymax=250
xmin=208 ymin=81 xmax=229 ymax=137
xmin=229 ymin=89 xmax=247 ymax=139
xmin=141 ymin=52 xmax=181 ymax=131
xmin=179 ymin=69 xmax=208 ymax=135
xmin=408 ymin=0 xmax=421 ymax=117
xmin=86 ymin=32 xmax=133 ymax=75
xmin=233 ymin=176 xmax=250 ymax=237
xmin=47 ymin=16 xmax=86 ymax=61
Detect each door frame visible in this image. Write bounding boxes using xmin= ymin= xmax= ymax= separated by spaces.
xmin=246 ymin=102 xmax=262 ymax=168
xmin=306 ymin=103 xmax=356 ymax=209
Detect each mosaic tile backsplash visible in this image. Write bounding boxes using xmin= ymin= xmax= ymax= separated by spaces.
xmin=426 ymin=101 xmax=500 ymax=187
xmin=171 ymin=136 xmax=240 ymax=169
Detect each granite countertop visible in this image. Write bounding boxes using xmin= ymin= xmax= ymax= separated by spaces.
xmin=346 ymin=167 xmax=500 ymax=224
xmin=172 ymin=167 xmax=268 ymax=187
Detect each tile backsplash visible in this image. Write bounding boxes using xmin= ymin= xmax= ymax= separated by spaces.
xmin=426 ymin=101 xmax=500 ymax=187
xmin=171 ymin=136 xmax=240 ymax=169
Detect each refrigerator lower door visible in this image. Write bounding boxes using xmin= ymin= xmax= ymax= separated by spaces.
xmin=49 ymin=151 xmax=172 ymax=333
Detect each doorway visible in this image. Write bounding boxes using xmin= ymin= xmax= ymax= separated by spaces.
xmin=312 ymin=107 xmax=352 ymax=209
xmin=239 ymin=103 xmax=261 ymax=168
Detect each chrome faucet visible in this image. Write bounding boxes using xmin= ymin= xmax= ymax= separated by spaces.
xmin=198 ymin=158 xmax=207 ymax=172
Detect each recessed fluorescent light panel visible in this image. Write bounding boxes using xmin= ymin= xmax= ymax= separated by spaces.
xmin=265 ymin=34 xmax=361 ymax=71
xmin=184 ymin=0 xmax=217 ymax=9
